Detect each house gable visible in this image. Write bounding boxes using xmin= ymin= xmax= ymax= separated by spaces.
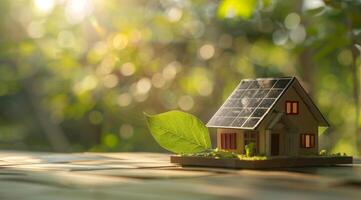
xmin=271 ymin=84 xmax=320 ymax=131
xmin=255 ymin=78 xmax=329 ymax=131
xmin=292 ymin=80 xmax=329 ymax=126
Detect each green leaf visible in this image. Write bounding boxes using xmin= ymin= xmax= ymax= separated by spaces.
xmin=145 ymin=110 xmax=211 ymax=154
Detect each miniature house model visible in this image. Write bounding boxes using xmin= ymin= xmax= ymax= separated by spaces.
xmin=206 ymin=77 xmax=329 ymax=156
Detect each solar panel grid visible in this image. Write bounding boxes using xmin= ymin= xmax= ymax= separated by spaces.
xmin=207 ymin=77 xmax=293 ymax=129
xmin=239 ymin=78 xmax=292 ymax=128
xmin=229 ymin=79 xmax=276 ymax=128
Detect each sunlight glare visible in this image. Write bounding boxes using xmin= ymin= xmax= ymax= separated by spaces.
xmin=34 ymin=0 xmax=55 ymax=14
xmin=65 ymin=0 xmax=93 ymax=24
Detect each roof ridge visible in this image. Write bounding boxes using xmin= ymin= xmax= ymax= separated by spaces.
xmin=241 ymin=76 xmax=295 ymax=81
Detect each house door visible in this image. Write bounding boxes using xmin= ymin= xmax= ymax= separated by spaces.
xmin=285 ymin=134 xmax=296 ymax=156
xmin=271 ymin=133 xmax=279 ymax=156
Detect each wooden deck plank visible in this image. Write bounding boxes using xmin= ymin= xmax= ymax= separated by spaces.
xmin=0 ymin=151 xmax=360 ymax=199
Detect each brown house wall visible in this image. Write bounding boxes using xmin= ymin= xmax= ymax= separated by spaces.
xmin=274 ymin=85 xmax=319 ymax=155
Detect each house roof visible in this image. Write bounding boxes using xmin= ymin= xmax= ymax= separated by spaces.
xmin=206 ymin=77 xmax=329 ymax=130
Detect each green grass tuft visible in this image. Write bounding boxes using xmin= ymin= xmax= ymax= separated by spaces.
xmin=181 ymin=148 xmax=267 ymax=160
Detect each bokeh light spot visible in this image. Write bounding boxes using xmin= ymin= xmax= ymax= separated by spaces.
xmin=103 ymin=134 xmax=118 ymax=148
xmin=199 ymin=44 xmax=215 ymax=60
xmin=151 ymin=73 xmax=166 ymax=88
xmin=162 ymin=62 xmax=180 ymax=80
xmin=289 ymin=25 xmax=306 ymax=44
xmin=103 ymin=74 xmax=119 ymax=88
xmin=284 ymin=13 xmax=300 ymax=30
xmin=197 ymin=79 xmax=213 ymax=96
xmin=136 ymin=78 xmax=152 ymax=94
xmin=120 ymin=62 xmax=136 ymax=76
xmin=167 ymin=7 xmax=183 ymax=22
xmin=119 ymin=124 xmax=134 ymax=139
xmin=117 ymin=93 xmax=132 ymax=107
xmin=178 ymin=95 xmax=194 ymax=111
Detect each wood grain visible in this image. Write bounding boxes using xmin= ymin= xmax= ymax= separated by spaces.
xmin=0 ymin=151 xmax=360 ymax=200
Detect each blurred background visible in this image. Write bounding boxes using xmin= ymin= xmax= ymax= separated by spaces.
xmin=0 ymin=0 xmax=360 ymax=155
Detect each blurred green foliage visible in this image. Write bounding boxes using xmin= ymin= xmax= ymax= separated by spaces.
xmin=0 ymin=0 xmax=360 ymax=155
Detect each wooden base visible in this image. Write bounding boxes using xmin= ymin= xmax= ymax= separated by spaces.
xmin=170 ymin=155 xmax=353 ymax=169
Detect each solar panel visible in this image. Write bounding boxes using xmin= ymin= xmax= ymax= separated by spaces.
xmin=207 ymin=77 xmax=294 ymax=129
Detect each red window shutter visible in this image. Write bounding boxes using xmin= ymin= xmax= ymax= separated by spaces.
xmin=228 ymin=134 xmax=232 ymax=149
xmin=226 ymin=134 xmax=230 ymax=149
xmin=286 ymin=102 xmax=292 ymax=114
xmin=292 ymin=102 xmax=297 ymax=114
xmin=233 ymin=133 xmax=237 ymax=149
xmin=223 ymin=134 xmax=226 ymax=149
xmin=221 ymin=133 xmax=237 ymax=150
xmin=229 ymin=133 xmax=235 ymax=149
xmin=223 ymin=133 xmax=227 ymax=149
xmin=223 ymin=134 xmax=227 ymax=149
xmin=221 ymin=134 xmax=225 ymax=149
xmin=310 ymin=134 xmax=315 ymax=148
xmin=312 ymin=134 xmax=316 ymax=147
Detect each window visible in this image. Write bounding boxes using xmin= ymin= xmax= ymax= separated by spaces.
xmin=286 ymin=101 xmax=299 ymax=114
xmin=244 ymin=132 xmax=258 ymax=153
xmin=220 ymin=133 xmax=236 ymax=150
xmin=300 ymin=134 xmax=315 ymax=148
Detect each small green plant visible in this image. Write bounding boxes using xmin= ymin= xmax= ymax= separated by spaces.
xmin=183 ymin=149 xmax=267 ymax=160
xmin=237 ymin=154 xmax=267 ymax=160
xmin=182 ymin=149 xmax=238 ymax=159
xmin=245 ymin=142 xmax=255 ymax=157
xmin=319 ymin=149 xmax=327 ymax=156
xmin=330 ymin=152 xmax=342 ymax=157
xmin=319 ymin=150 xmax=350 ymax=157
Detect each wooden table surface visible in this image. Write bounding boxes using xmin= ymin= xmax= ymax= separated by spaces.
xmin=0 ymin=151 xmax=360 ymax=200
